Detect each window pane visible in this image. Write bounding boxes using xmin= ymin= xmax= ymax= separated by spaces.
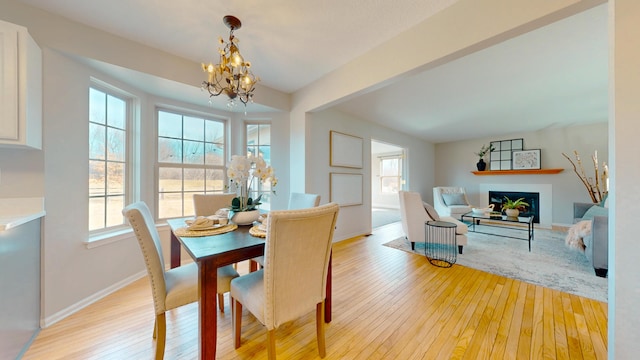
xmin=159 ymin=167 xmax=183 ymax=192
xmin=107 ymin=127 xmax=125 ymax=161
xmin=205 ymin=143 xmax=224 ymax=165
xmin=183 ymin=116 xmax=204 ymax=141
xmin=259 ymin=145 xmax=271 ymax=164
xmin=184 ymin=193 xmax=196 ymax=216
xmin=183 ymin=140 xmax=204 ymax=164
xmin=381 ymin=158 xmax=399 ymax=176
xmin=206 ymin=169 xmax=225 ymax=192
xmin=107 ymin=95 xmax=126 ymax=129
xmin=246 ymin=145 xmax=258 ymax=158
xmin=89 ymin=197 xmax=105 ymax=231
xmin=247 ymin=124 xmax=259 ymax=145
xmin=89 ymin=160 xmax=105 ymax=196
xmin=258 ymin=124 xmax=271 ymax=146
xmin=158 ymin=137 xmax=182 ymax=163
xmin=158 ymin=111 xmax=182 ymax=138
xmin=381 ymin=177 xmax=399 ymax=193
xmin=158 ymin=192 xmax=183 ymax=219
xmin=184 ymin=168 xmax=205 ymax=192
xmin=205 ymin=120 xmax=224 ymax=143
xmin=89 ymin=88 xmax=105 ymax=124
xmin=106 ymin=195 xmax=124 ymax=227
xmin=107 ymin=162 xmax=125 ymax=195
xmin=89 ymin=123 xmax=106 ymax=160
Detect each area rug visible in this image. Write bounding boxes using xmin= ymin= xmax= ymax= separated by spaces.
xmin=383 ymin=224 xmax=608 ymax=302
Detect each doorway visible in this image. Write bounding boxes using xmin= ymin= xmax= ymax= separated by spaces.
xmin=371 ymin=140 xmax=406 ymax=228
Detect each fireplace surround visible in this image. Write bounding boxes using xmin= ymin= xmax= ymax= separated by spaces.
xmin=479 ymin=184 xmax=552 ymax=228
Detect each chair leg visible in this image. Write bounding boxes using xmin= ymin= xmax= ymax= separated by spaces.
xmin=218 ymin=293 xmax=224 ymax=312
xmin=267 ymin=329 xmax=277 ymax=360
xmin=155 ymin=313 xmax=166 ymax=360
xmin=232 ymin=298 xmax=242 ymax=349
xmin=316 ymin=302 xmax=326 ymax=358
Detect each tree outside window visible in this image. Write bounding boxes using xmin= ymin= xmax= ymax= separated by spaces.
xmin=380 ymin=156 xmax=401 ymax=194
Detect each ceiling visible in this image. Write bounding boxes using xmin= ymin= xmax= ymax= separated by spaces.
xmin=19 ymin=0 xmax=608 ymax=144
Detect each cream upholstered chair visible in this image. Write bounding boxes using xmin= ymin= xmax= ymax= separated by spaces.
xmin=399 ymin=191 xmax=468 ymax=254
xmin=230 ymin=203 xmax=339 ymax=360
xmin=193 ymin=193 xmax=236 ymax=216
xmin=432 ymin=186 xmax=472 ymax=218
xmin=288 ymin=192 xmax=321 ymax=209
xmin=122 ymin=202 xmax=239 ymax=360
xmin=251 ymin=192 xmax=322 ymax=269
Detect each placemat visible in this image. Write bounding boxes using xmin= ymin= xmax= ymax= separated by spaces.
xmin=174 ymin=224 xmax=238 ymax=237
xmin=249 ymin=225 xmax=266 ymax=238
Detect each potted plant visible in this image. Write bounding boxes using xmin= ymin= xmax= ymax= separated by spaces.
xmin=474 ymin=144 xmax=495 ymax=171
xmin=501 ymin=196 xmax=529 ymax=217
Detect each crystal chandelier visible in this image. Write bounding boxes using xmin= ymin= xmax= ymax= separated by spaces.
xmin=201 ymin=15 xmax=259 ymax=109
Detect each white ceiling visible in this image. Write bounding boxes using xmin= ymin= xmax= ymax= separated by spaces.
xmin=19 ymin=0 xmax=608 ymax=143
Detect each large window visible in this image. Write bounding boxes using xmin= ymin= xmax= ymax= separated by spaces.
xmin=89 ymin=87 xmax=129 ymax=231
xmin=380 ymin=156 xmax=401 ymax=194
xmin=246 ymin=123 xmax=272 ymax=209
xmin=157 ymin=109 xmax=226 ymax=218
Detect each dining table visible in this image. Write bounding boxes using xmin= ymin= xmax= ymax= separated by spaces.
xmin=167 ymin=217 xmax=332 ymax=359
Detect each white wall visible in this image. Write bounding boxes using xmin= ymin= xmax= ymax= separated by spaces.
xmin=307 ymin=109 xmax=434 ymax=240
xmin=434 ymin=122 xmax=608 ymax=225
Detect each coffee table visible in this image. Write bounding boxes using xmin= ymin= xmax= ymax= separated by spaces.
xmin=460 ymin=211 xmax=535 ymax=251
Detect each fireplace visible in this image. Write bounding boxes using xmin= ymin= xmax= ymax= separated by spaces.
xmin=489 ymin=191 xmax=540 ymax=223
xmin=479 ymin=184 xmax=552 ymax=228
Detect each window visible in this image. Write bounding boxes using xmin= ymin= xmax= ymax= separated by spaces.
xmin=89 ymin=87 xmax=129 ymax=231
xmin=246 ymin=123 xmax=272 ymax=209
xmin=380 ymin=156 xmax=401 ymax=194
xmin=157 ymin=109 xmax=226 ymax=218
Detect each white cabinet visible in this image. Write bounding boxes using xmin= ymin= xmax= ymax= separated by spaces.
xmin=0 ymin=20 xmax=42 ymax=149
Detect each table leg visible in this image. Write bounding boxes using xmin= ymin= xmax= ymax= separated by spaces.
xmin=170 ymin=232 xmax=181 ymax=269
xmin=325 ymin=250 xmax=332 ymax=323
xmin=199 ymin=260 xmax=218 ymax=359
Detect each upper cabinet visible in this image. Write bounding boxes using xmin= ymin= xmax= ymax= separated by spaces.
xmin=0 ymin=20 xmax=42 ymax=149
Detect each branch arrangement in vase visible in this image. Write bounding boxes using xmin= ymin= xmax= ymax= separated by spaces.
xmin=562 ymin=150 xmax=608 ymax=203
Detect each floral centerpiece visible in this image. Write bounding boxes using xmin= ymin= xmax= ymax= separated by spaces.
xmin=226 ymin=154 xmax=277 ymax=223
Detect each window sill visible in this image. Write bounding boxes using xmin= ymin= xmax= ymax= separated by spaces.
xmin=85 ymin=228 xmax=134 ymax=249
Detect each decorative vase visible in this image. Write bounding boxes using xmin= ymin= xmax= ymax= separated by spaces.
xmin=476 ymin=158 xmax=487 ymax=171
xmin=230 ymin=209 xmax=260 ymax=225
xmin=505 ymin=208 xmax=519 ymax=217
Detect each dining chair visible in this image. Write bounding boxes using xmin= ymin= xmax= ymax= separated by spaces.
xmin=122 ymin=201 xmax=239 ymax=360
xmin=193 ymin=193 xmax=236 ymax=216
xmin=251 ymin=192 xmax=321 ymax=270
xmin=230 ymin=202 xmax=339 ymax=359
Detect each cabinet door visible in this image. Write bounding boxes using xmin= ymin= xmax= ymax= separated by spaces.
xmin=0 ymin=23 xmax=19 ymax=141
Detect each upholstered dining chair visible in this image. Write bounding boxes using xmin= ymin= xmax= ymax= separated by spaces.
xmin=193 ymin=193 xmax=236 ymax=216
xmin=251 ymin=192 xmax=322 ymax=270
xmin=122 ymin=201 xmax=239 ymax=360
xmin=230 ymin=203 xmax=339 ymax=360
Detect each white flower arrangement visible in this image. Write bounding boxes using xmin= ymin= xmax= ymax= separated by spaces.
xmin=227 ymin=154 xmax=277 ymax=212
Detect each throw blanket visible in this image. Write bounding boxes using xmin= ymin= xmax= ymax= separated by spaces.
xmin=565 ymin=220 xmax=592 ymax=251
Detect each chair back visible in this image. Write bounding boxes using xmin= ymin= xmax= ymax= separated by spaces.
xmin=398 ymin=191 xmax=431 ymax=243
xmin=122 ymin=202 xmax=168 ymax=315
xmin=193 ymin=193 xmax=236 ymax=216
xmin=288 ymin=192 xmax=321 ymax=210
xmin=262 ymin=202 xmax=339 ymax=329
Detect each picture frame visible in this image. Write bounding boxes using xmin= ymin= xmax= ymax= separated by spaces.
xmin=330 ymin=173 xmax=363 ymax=207
xmin=490 ymin=138 xmax=524 ymax=170
xmin=512 ymin=149 xmax=541 ymax=170
xmin=330 ymin=131 xmax=363 ymax=168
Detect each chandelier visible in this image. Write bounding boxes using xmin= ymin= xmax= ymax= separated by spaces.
xmin=201 ymin=15 xmax=259 ymax=108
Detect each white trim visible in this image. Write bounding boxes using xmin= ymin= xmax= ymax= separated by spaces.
xmin=84 ymin=228 xmax=134 ymax=249
xmin=41 ymin=270 xmax=147 ymax=328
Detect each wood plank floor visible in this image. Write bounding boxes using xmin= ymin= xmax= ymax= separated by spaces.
xmin=23 ymin=222 xmax=608 ymax=359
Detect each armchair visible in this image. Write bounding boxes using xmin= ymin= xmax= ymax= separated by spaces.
xmin=433 ymin=186 xmax=472 ymax=218
xmin=573 ymin=202 xmax=609 ymax=277
xmin=399 ymin=191 xmax=468 ymax=254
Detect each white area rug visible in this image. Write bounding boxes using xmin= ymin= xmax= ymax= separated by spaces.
xmin=383 ymin=224 xmax=608 ymax=302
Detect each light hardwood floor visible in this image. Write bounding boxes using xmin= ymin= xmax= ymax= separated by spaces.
xmin=23 ymin=222 xmax=607 ymax=359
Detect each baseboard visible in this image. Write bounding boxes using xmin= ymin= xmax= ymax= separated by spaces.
xmin=41 ymin=270 xmax=147 ymax=328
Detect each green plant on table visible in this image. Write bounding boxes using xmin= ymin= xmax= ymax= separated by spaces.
xmin=501 ymin=196 xmax=529 ymax=210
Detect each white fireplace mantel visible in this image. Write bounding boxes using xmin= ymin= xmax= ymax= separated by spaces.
xmin=479 ymin=184 xmax=552 ymax=228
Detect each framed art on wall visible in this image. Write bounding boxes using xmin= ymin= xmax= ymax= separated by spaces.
xmin=330 ymin=173 xmax=363 ymax=207
xmin=512 ymin=149 xmax=541 ymax=170
xmin=489 ymin=138 xmax=524 ymax=170
xmin=330 ymin=131 xmax=363 ymax=168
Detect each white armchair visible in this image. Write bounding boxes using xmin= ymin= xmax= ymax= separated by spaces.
xmin=399 ymin=191 xmax=468 ymax=254
xmin=433 ymin=186 xmax=472 ymax=219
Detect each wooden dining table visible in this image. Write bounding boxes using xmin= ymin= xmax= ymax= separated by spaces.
xmin=167 ymin=218 xmax=332 ymax=359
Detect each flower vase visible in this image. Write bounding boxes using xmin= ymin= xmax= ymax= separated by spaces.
xmin=505 ymin=209 xmax=519 ymax=217
xmin=476 ymin=159 xmax=487 ymax=171
xmin=231 ymin=209 xmax=260 ymax=225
